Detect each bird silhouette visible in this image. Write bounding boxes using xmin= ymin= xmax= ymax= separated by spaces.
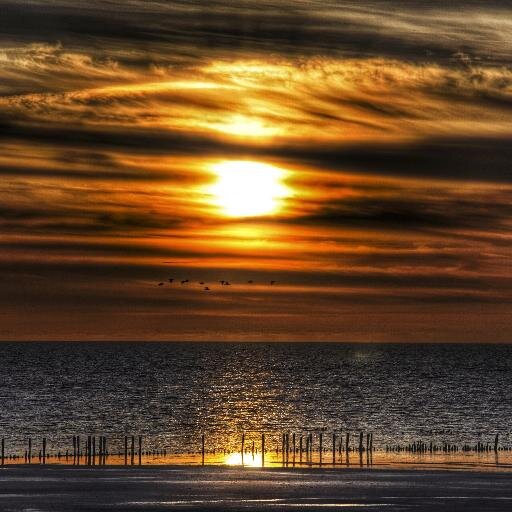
xmin=270 ymin=280 xmax=276 ymax=285
xmin=181 ymin=279 xmax=189 ymax=284
xmin=219 ymin=280 xmax=225 ymax=285
xmin=158 ymin=282 xmax=164 ymax=286
xmin=224 ymin=281 xmax=231 ymax=286
xmin=199 ymin=281 xmax=205 ymax=285
xmin=248 ymin=280 xmax=253 ymax=284
xmin=204 ymin=287 xmax=210 ymax=291
xmin=168 ymin=278 xmax=174 ymax=283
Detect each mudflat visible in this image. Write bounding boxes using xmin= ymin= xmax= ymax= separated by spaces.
xmin=0 ymin=465 xmax=511 ymax=511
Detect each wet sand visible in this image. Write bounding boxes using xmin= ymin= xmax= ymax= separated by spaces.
xmin=1 ymin=465 xmax=512 ymax=511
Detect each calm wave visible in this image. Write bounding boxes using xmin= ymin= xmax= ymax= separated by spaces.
xmin=1 ymin=343 xmax=511 ymax=453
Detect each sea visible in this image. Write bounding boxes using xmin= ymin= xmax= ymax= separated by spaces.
xmin=1 ymin=342 xmax=511 ymax=455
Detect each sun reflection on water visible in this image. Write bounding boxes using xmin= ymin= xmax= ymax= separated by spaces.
xmin=225 ymin=452 xmax=263 ymax=467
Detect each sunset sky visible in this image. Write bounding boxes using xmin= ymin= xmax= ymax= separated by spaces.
xmin=1 ymin=1 xmax=511 ymax=341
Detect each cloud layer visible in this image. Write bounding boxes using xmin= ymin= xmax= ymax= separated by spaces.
xmin=0 ymin=1 xmax=511 ymax=340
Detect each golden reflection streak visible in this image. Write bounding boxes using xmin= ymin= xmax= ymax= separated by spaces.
xmin=225 ymin=452 xmax=263 ymax=467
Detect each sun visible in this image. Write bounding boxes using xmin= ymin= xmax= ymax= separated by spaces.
xmin=209 ymin=160 xmax=289 ymax=217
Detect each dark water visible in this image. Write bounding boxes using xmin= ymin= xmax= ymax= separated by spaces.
xmin=0 ymin=343 xmax=511 ymax=453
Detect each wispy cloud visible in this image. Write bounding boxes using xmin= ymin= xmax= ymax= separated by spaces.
xmin=1 ymin=0 xmax=511 ymax=340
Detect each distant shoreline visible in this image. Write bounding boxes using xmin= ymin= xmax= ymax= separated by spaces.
xmin=2 ymin=459 xmax=512 ymax=473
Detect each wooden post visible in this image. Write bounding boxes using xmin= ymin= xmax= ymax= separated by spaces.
xmin=241 ymin=432 xmax=245 ymax=466
xmin=345 ymin=432 xmax=350 ymax=454
xmin=332 ymin=433 xmax=336 ymax=465
xmin=299 ymin=436 xmax=303 ymax=463
xmin=201 ymin=434 xmax=205 ymax=466
xmin=138 ymin=436 xmax=142 ymax=465
xmin=28 ymin=438 xmax=32 ymax=462
xmin=494 ymin=434 xmax=499 ymax=453
xmin=92 ymin=436 xmax=96 ymax=465
xmin=131 ymin=436 xmax=135 ymax=465
xmin=124 ymin=436 xmax=128 ymax=465
xmin=1 ymin=438 xmax=4 ymax=466
xmin=319 ymin=432 xmax=323 ymax=465
xmin=73 ymin=436 xmax=76 ymax=459
xmin=359 ymin=431 xmax=364 ymax=453
xmin=261 ymin=433 xmax=265 ymax=468
xmin=292 ymin=433 xmax=296 ymax=466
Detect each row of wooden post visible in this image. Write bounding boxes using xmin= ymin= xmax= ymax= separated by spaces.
xmin=386 ymin=434 xmax=507 ymax=454
xmin=0 ymin=436 xmax=143 ymax=466
xmin=199 ymin=431 xmax=373 ymax=467
xmin=0 ymin=432 xmax=508 ymax=466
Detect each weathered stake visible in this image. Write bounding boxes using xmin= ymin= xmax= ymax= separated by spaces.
xmin=261 ymin=433 xmax=265 ymax=468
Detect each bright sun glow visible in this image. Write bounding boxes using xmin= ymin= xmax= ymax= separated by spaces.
xmin=209 ymin=160 xmax=289 ymax=217
xmin=225 ymin=452 xmax=263 ymax=467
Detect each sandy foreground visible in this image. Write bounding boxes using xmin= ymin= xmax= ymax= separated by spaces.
xmin=0 ymin=465 xmax=511 ymax=512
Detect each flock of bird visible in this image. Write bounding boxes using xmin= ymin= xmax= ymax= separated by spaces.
xmin=156 ymin=278 xmax=277 ymax=291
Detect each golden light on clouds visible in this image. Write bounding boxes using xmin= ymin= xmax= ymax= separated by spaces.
xmin=1 ymin=0 xmax=512 ymax=341
xmin=208 ymin=160 xmax=291 ymax=217
xmin=211 ymin=114 xmax=280 ymax=138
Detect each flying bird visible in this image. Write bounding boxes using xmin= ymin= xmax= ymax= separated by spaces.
xmin=181 ymin=279 xmax=189 ymax=284
xmin=199 ymin=281 xmax=205 ymax=285
xmin=158 ymin=282 xmax=164 ymax=286
xmin=204 ymin=287 xmax=210 ymax=291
